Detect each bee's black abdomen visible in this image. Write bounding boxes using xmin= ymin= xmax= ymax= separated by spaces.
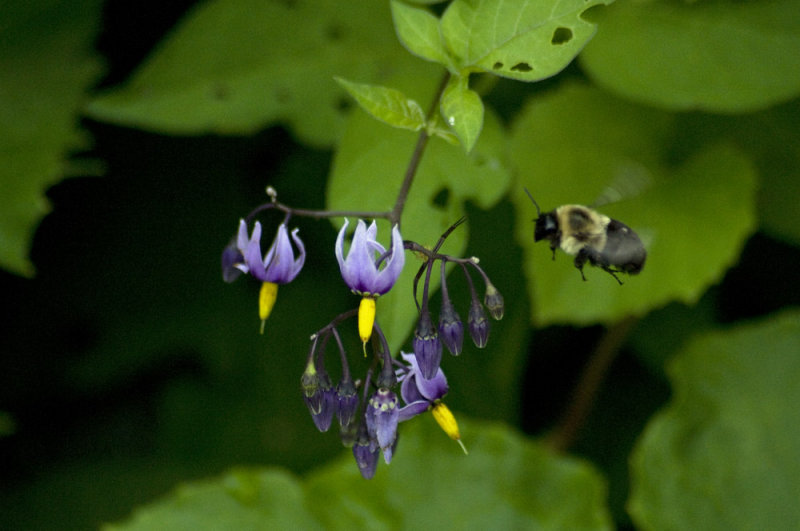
xmin=603 ymin=219 xmax=646 ymax=274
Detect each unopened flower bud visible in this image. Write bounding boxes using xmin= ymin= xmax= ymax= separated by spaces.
xmin=483 ymin=283 xmax=504 ymax=320
xmin=467 ymin=298 xmax=490 ymax=348
xmin=352 ymin=422 xmax=379 ymax=479
xmin=413 ymin=311 xmax=443 ymax=380
xmin=336 ymin=379 xmax=359 ymax=428
xmin=438 ymin=297 xmax=464 ymax=356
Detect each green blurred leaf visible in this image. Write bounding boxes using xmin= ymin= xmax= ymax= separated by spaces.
xmin=335 ymin=78 xmax=426 ymax=132
xmin=440 ymin=74 xmax=484 ymax=152
xmin=86 ymin=0 xmax=428 ymax=146
xmin=580 ymin=0 xmax=800 ymax=112
xmin=104 ymin=468 xmax=321 ymax=530
xmin=328 ymin=94 xmax=511 ymax=352
xmin=628 ymin=309 xmax=800 ymax=530
xmin=440 ymin=0 xmax=613 ymax=81
xmin=0 ymin=0 xmax=104 ymax=276
xmin=391 ymin=0 xmax=453 ymax=69
xmin=109 ymin=418 xmax=613 ymax=530
xmin=510 ymin=82 xmax=757 ymax=326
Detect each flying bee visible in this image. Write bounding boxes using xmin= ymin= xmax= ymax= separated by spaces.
xmin=524 ymin=187 xmax=646 ymax=285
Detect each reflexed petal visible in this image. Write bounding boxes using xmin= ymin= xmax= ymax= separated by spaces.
xmin=287 ymin=228 xmax=306 ymax=280
xmin=397 ymin=400 xmax=430 ymax=422
xmin=244 ymin=221 xmax=268 ymax=280
xmin=236 ymin=219 xmax=249 ymax=252
xmin=370 ymin=224 xmax=406 ymax=295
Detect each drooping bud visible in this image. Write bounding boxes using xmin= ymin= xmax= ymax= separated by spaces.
xmin=300 ymin=360 xmax=321 ymax=414
xmin=412 ymin=310 xmax=443 ymax=380
xmin=308 ymin=371 xmax=337 ymax=432
xmin=352 ymin=422 xmax=379 ymax=479
xmin=438 ymin=297 xmax=464 ymax=356
xmin=467 ymin=298 xmax=490 ymax=348
xmin=483 ymin=283 xmax=505 ymax=320
xmin=336 ymin=378 xmax=359 ymax=428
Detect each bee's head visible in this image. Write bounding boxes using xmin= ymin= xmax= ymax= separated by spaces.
xmin=534 ymin=212 xmax=558 ymax=242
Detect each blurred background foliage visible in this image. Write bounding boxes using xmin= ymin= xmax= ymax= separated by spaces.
xmin=1 ymin=0 xmax=799 ymax=529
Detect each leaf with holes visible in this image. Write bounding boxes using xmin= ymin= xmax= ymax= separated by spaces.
xmin=335 ymin=77 xmax=426 ymax=132
xmin=580 ymin=0 xmax=800 ymax=112
xmin=440 ymin=74 xmax=484 ymax=152
xmin=440 ymin=0 xmax=613 ymax=81
xmin=86 ymin=0 xmax=434 ymax=147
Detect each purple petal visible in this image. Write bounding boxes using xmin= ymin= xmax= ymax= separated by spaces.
xmin=370 ymin=224 xmax=405 ymax=295
xmin=244 ymin=221 xmax=268 ymax=280
xmin=397 ymin=400 xmax=430 ymax=422
xmin=236 ymin=219 xmax=250 ymax=252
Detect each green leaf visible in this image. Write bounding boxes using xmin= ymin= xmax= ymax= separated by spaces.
xmin=440 ymin=74 xmax=484 ymax=152
xmin=580 ymin=0 xmax=800 ymax=112
xmin=510 ymin=83 xmax=757 ymax=326
xmin=335 ymin=78 xmax=426 ymax=132
xmin=440 ymin=0 xmax=613 ymax=81
xmin=391 ymin=0 xmax=453 ymax=69
xmin=328 ymin=93 xmax=511 ymax=352
xmin=86 ymin=0 xmax=433 ymax=146
xmin=103 ymin=468 xmax=321 ymax=530
xmin=0 ymin=0 xmax=104 ymax=276
xmin=628 ymin=310 xmax=800 ymax=530
xmin=108 ymin=418 xmax=613 ymax=530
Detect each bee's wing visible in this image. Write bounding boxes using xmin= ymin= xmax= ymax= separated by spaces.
xmin=592 ymin=166 xmax=653 ymax=208
xmin=602 ymin=220 xmax=646 ymax=273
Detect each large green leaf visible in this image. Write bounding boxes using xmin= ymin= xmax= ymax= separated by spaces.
xmin=0 ymin=0 xmax=104 ymax=276
xmin=86 ymin=0 xmax=431 ymax=146
xmin=580 ymin=0 xmax=800 ymax=112
xmin=108 ymin=418 xmax=613 ymax=530
xmin=628 ymin=310 xmax=800 ymax=530
xmin=327 ymin=96 xmax=511 ymax=353
xmin=510 ymin=82 xmax=757 ymax=326
xmin=440 ymin=0 xmax=613 ymax=81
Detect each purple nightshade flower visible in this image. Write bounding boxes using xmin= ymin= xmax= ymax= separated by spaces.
xmin=233 ymin=220 xmax=306 ymax=328
xmin=396 ymin=352 xmax=449 ymax=421
xmin=396 ymin=352 xmax=466 ymax=453
xmin=237 ymin=220 xmax=306 ymax=284
xmin=335 ymin=219 xmax=405 ymax=346
xmin=364 ymin=387 xmax=399 ymax=464
xmin=412 ymin=310 xmax=443 ymax=380
xmin=335 ymin=219 xmax=405 ymax=296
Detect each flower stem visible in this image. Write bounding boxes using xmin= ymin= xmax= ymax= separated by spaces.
xmin=389 ymin=72 xmax=451 ymax=227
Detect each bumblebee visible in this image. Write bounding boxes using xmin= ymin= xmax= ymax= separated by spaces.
xmin=525 ymin=188 xmax=646 ymax=285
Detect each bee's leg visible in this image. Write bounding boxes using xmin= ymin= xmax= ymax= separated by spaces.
xmin=573 ymin=251 xmax=589 ymax=281
xmin=549 ymin=241 xmax=557 ymax=260
xmin=603 ymin=266 xmax=624 ymax=285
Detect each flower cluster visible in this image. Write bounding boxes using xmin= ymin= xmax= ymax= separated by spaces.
xmin=223 ymin=202 xmax=502 ymax=479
